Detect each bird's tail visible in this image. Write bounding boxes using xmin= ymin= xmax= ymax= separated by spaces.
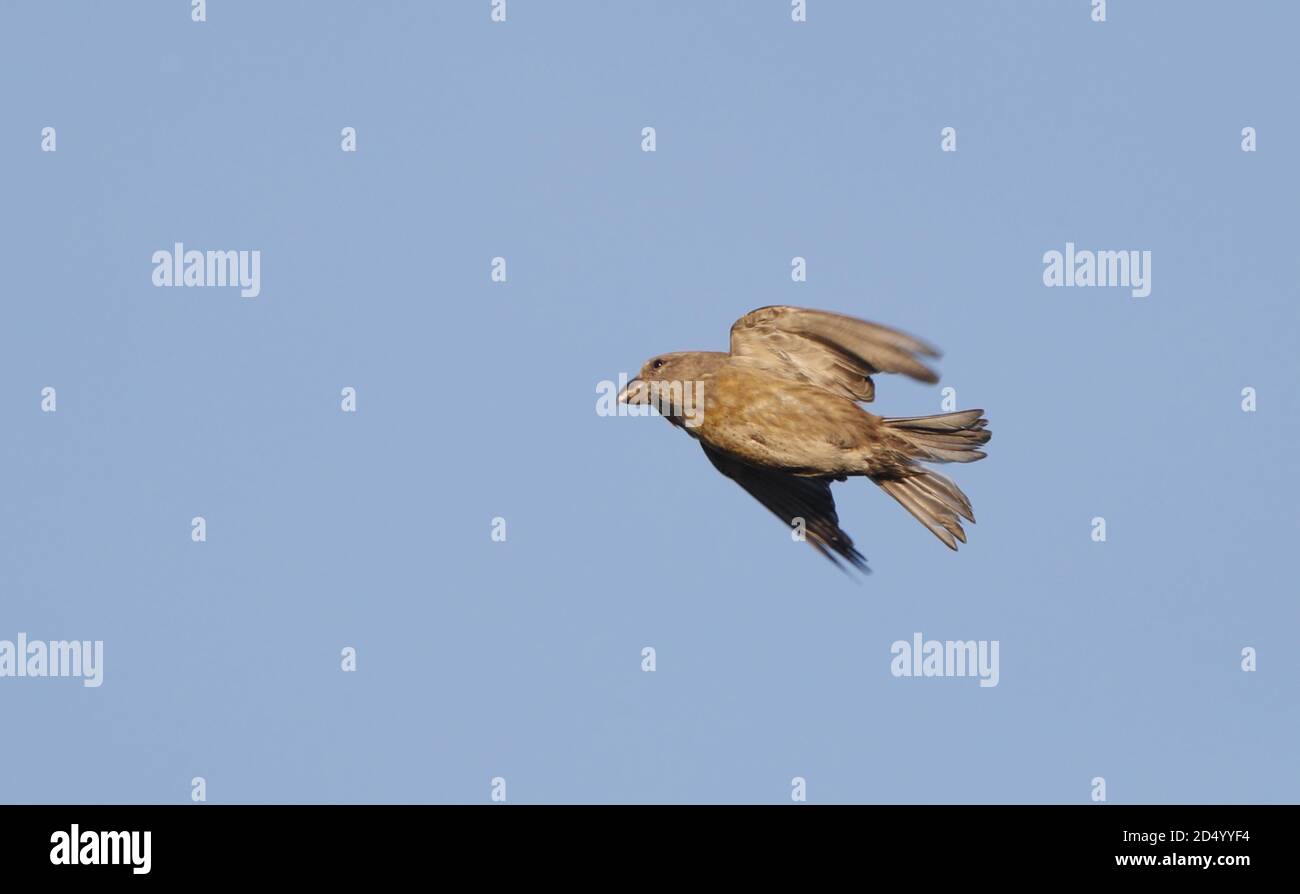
xmin=872 ymin=410 xmax=990 ymax=550
xmin=881 ymin=409 xmax=990 ymax=463
xmin=873 ymin=469 xmax=976 ymax=551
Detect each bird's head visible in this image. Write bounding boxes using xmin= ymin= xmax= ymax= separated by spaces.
xmin=618 ymin=351 xmax=725 ymax=428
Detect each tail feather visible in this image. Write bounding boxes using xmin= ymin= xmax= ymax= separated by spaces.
xmin=912 ymin=469 xmax=974 ymax=522
xmin=876 ymin=471 xmax=972 ymax=550
xmin=873 ymin=409 xmax=990 ymax=549
xmin=882 ymin=409 xmax=990 ymax=463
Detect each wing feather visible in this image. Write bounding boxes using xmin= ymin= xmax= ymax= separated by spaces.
xmin=729 ymin=305 xmax=941 ymax=401
xmin=701 ymin=443 xmax=868 ymax=573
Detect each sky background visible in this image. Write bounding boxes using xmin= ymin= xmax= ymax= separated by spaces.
xmin=1 ymin=1 xmax=1296 ymax=804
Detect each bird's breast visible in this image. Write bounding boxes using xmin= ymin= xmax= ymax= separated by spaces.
xmin=693 ymin=366 xmax=877 ymax=475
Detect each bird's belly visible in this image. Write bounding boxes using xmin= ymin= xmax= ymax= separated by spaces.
xmin=695 ymin=366 xmax=878 ymax=475
xmin=697 ymin=412 xmax=864 ymax=475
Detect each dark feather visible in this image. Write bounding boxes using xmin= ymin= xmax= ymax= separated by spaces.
xmin=700 ymin=443 xmax=869 ymax=573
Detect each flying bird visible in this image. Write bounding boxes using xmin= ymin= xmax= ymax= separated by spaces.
xmin=618 ymin=306 xmax=990 ymax=571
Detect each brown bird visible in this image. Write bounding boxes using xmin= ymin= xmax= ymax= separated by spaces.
xmin=617 ymin=306 xmax=990 ymax=571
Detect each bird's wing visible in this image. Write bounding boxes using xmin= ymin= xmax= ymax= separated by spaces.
xmin=700 ymin=443 xmax=869 ymax=573
xmin=728 ymin=305 xmax=940 ymax=402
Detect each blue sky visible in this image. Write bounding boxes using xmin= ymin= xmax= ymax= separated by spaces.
xmin=0 ymin=1 xmax=1296 ymax=803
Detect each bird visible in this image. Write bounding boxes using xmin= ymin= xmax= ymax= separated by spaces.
xmin=617 ymin=305 xmax=990 ymax=572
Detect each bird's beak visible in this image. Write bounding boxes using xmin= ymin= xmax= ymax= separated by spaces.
xmin=618 ymin=378 xmax=649 ymax=404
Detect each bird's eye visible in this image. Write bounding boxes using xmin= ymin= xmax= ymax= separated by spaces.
xmin=652 ymin=359 xmax=664 ymax=371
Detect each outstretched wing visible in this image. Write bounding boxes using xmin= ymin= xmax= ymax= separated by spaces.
xmin=728 ymin=305 xmax=941 ymax=402
xmin=701 ymin=443 xmax=868 ymax=573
